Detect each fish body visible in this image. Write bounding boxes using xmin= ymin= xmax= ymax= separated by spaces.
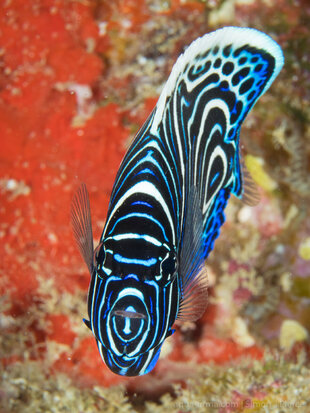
xmin=71 ymin=27 xmax=283 ymax=376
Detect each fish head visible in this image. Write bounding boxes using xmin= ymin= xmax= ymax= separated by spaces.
xmin=89 ymin=237 xmax=179 ymax=375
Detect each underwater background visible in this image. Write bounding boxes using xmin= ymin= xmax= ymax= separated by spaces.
xmin=0 ymin=0 xmax=309 ymax=412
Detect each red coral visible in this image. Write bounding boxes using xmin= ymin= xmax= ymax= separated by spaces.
xmin=198 ymin=335 xmax=263 ymax=364
xmin=48 ymin=47 xmax=103 ymax=84
xmin=52 ymin=337 xmax=126 ymax=387
xmin=0 ymin=1 xmax=129 ymax=380
xmin=46 ymin=314 xmax=77 ymax=346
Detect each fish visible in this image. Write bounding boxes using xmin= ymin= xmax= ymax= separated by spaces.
xmin=71 ymin=26 xmax=284 ymax=376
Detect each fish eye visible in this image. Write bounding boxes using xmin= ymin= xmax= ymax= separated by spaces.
xmin=156 ymin=251 xmax=178 ymax=287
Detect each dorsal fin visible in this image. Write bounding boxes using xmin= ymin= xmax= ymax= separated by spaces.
xmin=177 ymin=186 xmax=208 ymax=322
xmin=71 ymin=183 xmax=94 ymax=274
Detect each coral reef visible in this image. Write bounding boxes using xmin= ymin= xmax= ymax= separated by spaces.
xmin=0 ymin=0 xmax=309 ymax=411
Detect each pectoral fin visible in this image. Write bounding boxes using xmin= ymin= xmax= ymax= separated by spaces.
xmin=177 ymin=186 xmax=208 ymax=322
xmin=71 ymin=183 xmax=94 ymax=274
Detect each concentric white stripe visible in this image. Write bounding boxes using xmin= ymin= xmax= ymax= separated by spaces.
xmin=202 ymin=145 xmax=227 ymax=214
xmin=104 ymin=181 xmax=176 ymax=244
xmin=110 ymin=233 xmax=162 ymax=247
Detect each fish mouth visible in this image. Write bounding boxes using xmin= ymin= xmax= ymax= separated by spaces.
xmin=112 ymin=310 xmax=146 ymax=320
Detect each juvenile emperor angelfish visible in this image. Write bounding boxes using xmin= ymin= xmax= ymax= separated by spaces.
xmin=71 ymin=27 xmax=283 ymax=376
